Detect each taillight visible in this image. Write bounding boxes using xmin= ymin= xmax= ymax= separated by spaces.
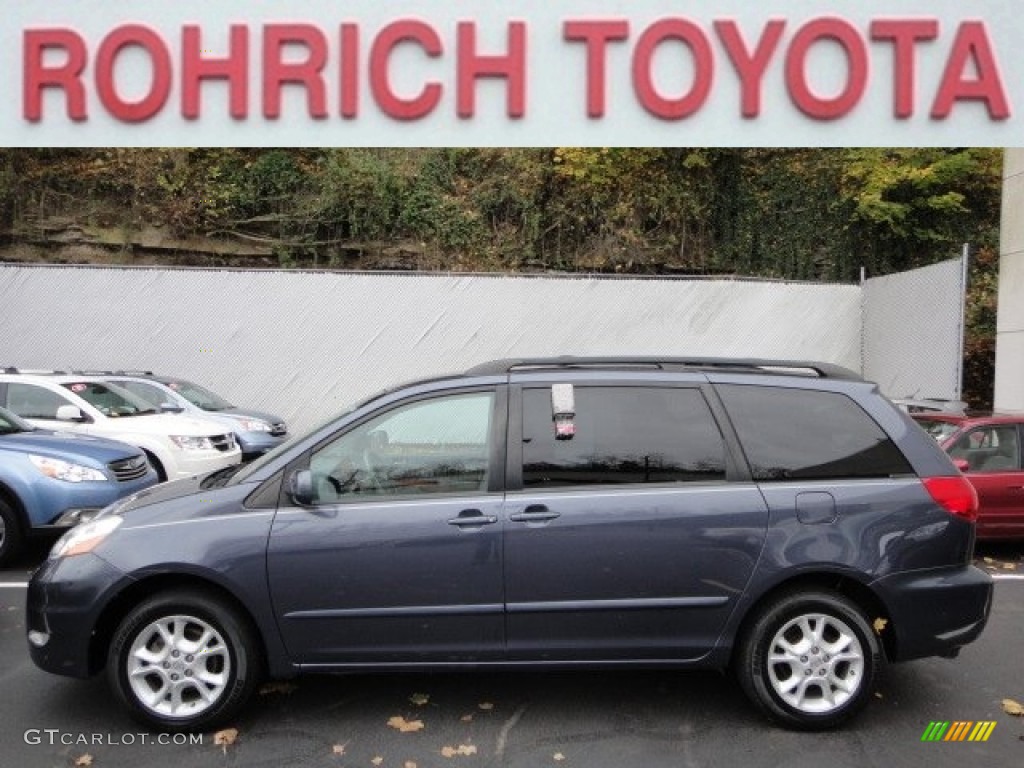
xmin=922 ymin=476 xmax=979 ymax=522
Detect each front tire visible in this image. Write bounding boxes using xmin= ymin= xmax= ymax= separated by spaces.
xmin=107 ymin=589 xmax=262 ymax=732
xmin=736 ymin=590 xmax=880 ymax=730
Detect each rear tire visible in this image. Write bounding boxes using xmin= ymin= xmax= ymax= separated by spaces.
xmin=735 ymin=590 xmax=880 ymax=730
xmin=107 ymin=589 xmax=262 ymax=732
xmin=0 ymin=498 xmax=24 ymax=567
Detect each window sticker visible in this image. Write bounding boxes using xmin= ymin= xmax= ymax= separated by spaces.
xmin=551 ymin=383 xmax=576 ymax=440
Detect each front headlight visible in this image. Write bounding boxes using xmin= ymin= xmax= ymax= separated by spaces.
xmin=169 ymin=435 xmax=215 ymax=451
xmin=50 ymin=515 xmax=123 ymax=559
xmin=29 ymin=455 xmax=106 ymax=483
xmin=235 ymin=418 xmax=272 ymax=432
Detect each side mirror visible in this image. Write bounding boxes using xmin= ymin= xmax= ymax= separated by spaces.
xmin=287 ymin=469 xmax=316 ymax=506
xmin=55 ymin=404 xmax=87 ymax=422
xmin=953 ymin=458 xmax=970 ymax=474
xmin=159 ymin=402 xmax=185 ymax=414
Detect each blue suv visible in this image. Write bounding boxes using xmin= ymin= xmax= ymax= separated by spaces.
xmin=0 ymin=405 xmax=158 ymax=565
xmin=27 ymin=358 xmax=992 ymax=732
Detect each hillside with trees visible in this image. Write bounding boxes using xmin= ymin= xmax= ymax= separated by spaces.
xmin=0 ymin=148 xmax=1003 ymax=405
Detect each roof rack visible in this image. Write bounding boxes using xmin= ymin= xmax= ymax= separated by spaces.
xmin=2 ymin=368 xmax=156 ymax=377
xmin=1 ymin=367 xmax=68 ymax=374
xmin=68 ymin=369 xmax=155 ymax=376
xmin=464 ymin=356 xmax=860 ymax=380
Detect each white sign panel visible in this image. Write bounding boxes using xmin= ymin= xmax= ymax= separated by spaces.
xmin=1 ymin=0 xmax=1019 ymax=146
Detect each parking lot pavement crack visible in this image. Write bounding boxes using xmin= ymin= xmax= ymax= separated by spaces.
xmin=494 ymin=703 xmax=528 ymax=762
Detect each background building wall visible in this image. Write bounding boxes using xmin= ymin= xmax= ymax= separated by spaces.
xmin=995 ymin=148 xmax=1024 ymax=411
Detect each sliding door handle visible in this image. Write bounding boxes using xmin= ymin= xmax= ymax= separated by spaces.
xmin=509 ymin=504 xmax=560 ymax=523
xmin=447 ymin=509 xmax=498 ymax=527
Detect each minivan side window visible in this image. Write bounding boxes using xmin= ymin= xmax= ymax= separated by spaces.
xmin=309 ymin=391 xmax=494 ymax=503
xmin=716 ymin=385 xmax=913 ymax=481
xmin=521 ymin=386 xmax=727 ymax=488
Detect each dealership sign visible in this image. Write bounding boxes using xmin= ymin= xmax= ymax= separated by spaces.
xmin=3 ymin=0 xmax=1020 ymax=145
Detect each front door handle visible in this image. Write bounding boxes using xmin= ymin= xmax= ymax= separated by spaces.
xmin=509 ymin=504 xmax=561 ymax=523
xmin=447 ymin=509 xmax=498 ymax=527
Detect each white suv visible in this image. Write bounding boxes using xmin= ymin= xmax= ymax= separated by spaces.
xmin=0 ymin=372 xmax=241 ymax=481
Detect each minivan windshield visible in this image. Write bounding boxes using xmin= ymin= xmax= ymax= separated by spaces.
xmin=229 ymin=407 xmax=356 ymax=485
xmin=61 ymin=382 xmax=157 ymax=418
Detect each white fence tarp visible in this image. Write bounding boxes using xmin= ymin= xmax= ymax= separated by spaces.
xmin=0 ymin=266 xmax=865 ymax=433
xmin=862 ymin=257 xmax=967 ymax=402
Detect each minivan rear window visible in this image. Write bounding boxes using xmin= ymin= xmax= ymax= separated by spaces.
xmin=717 ymin=385 xmax=913 ymax=481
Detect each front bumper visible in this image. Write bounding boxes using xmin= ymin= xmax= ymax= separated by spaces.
xmin=169 ymin=446 xmax=242 ymax=480
xmin=235 ymin=430 xmax=287 ymax=459
xmin=872 ymin=564 xmax=994 ymax=662
xmin=26 ymin=553 xmax=130 ymax=678
xmin=26 ymin=471 xmax=157 ymax=530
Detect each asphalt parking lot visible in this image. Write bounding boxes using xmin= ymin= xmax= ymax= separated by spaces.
xmin=1 ymin=541 xmax=1021 ymax=768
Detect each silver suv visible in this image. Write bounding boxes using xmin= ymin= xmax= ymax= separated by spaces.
xmin=87 ymin=372 xmax=287 ymax=460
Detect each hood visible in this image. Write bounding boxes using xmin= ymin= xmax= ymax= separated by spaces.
xmin=220 ymin=407 xmax=285 ymax=425
xmin=0 ymin=429 xmax=142 ymax=464
xmin=106 ymin=471 xmax=262 ymax=527
xmin=102 ymin=412 xmax=233 ymax=438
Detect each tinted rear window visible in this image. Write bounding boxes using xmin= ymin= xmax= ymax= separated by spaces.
xmin=717 ymin=385 xmax=913 ymax=481
xmin=522 ymin=386 xmax=726 ymax=488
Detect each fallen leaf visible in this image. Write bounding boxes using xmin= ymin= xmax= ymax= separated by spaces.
xmin=983 ymin=556 xmax=995 ymax=564
xmin=553 ymin=753 xmax=566 ymax=762
xmin=259 ymin=681 xmax=298 ymax=696
xmin=1003 ymin=562 xmax=1018 ymax=570
xmin=460 ymin=714 xmax=474 ymax=723
xmin=404 ymin=762 xmax=418 ymax=768
xmin=371 ymin=758 xmax=384 ymax=766
xmin=409 ymin=693 xmax=430 ymax=706
xmin=441 ymin=745 xmax=478 ymax=758
xmin=331 ymin=743 xmax=347 ymax=756
xmin=387 ymin=716 xmax=425 ymax=733
xmin=874 ymin=692 xmax=883 ymax=699
xmin=214 ymin=728 xmax=238 ymax=754
xmin=478 ymin=702 xmax=494 ymax=711
xmin=873 ymin=618 xmax=888 ymax=634
xmin=74 ymin=756 xmax=94 ymax=767
xmin=1003 ymin=698 xmax=1024 ymax=716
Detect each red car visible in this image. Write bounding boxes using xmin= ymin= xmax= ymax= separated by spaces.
xmin=913 ymin=413 xmax=1024 ymax=540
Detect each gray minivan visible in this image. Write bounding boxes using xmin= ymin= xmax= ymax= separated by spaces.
xmin=27 ymin=358 xmax=993 ymax=732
